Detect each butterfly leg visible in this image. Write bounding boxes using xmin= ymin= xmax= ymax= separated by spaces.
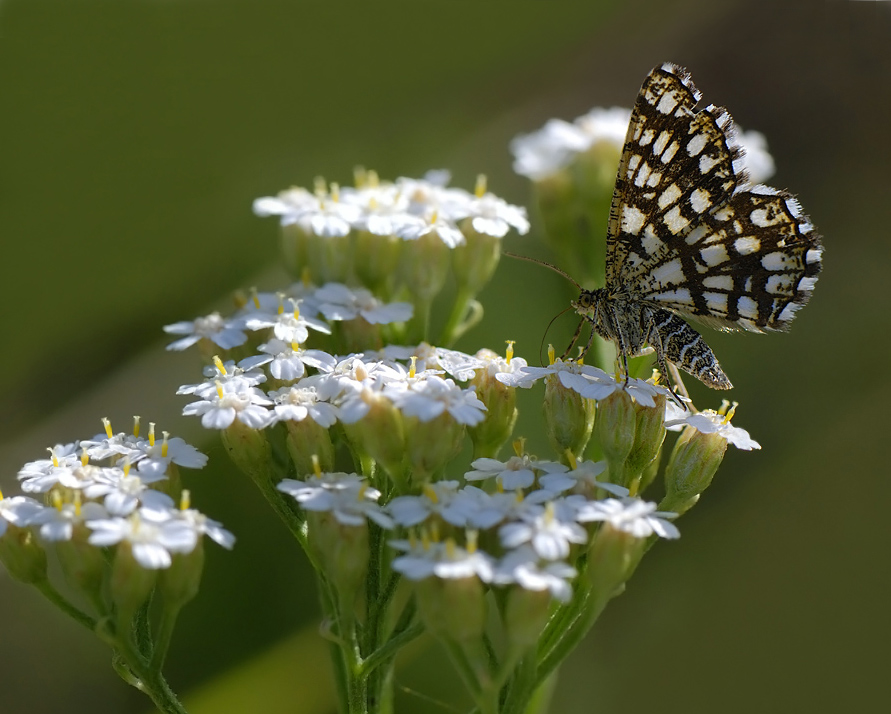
xmin=561 ymin=319 xmax=586 ymax=360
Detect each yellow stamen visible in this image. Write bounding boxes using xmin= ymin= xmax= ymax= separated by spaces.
xmin=215 ymin=380 xmax=224 ymax=400
xmin=74 ymin=491 xmax=82 ymax=518
xmin=292 ymin=300 xmax=301 ymax=321
xmin=505 ymin=340 xmax=515 ymax=364
xmin=180 ymin=489 xmax=191 ymax=511
xmin=161 ymin=431 xmax=170 ymax=458
xmin=80 ymin=450 xmax=89 ymax=467
xmin=430 ymin=520 xmax=441 ymax=543
xmin=353 ymin=165 xmax=367 ymax=188
xmin=423 ymin=483 xmax=438 ymax=504
xmin=512 ymin=437 xmax=525 ymax=457
xmin=232 ymin=289 xmax=248 ymax=310
xmin=52 ymin=490 xmax=63 ymax=511
xmin=722 ymin=402 xmax=739 ymax=425
xmin=430 ymin=209 xmax=439 ymax=225
xmin=357 ymin=484 xmax=368 ymax=501
xmin=577 ymin=346 xmax=585 ymax=365
xmin=548 ymin=344 xmax=556 ymax=365
xmin=544 ymin=501 xmax=555 ymax=524
xmin=466 ymin=529 xmax=478 ymax=554
xmin=445 ymin=538 xmax=457 ymax=559
xmin=565 ymin=449 xmax=578 ymax=470
xmin=420 ymin=529 xmax=430 ymax=549
xmin=409 ymin=355 xmax=418 ymax=379
xmin=367 ymin=170 xmax=380 ymax=188
xmin=213 ymin=355 xmax=228 ymax=375
xmin=291 ymin=340 xmax=301 ymax=352
xmin=475 ymin=174 xmax=487 ymax=198
xmin=48 ymin=447 xmax=59 ymax=469
xmin=277 ymin=292 xmax=286 ymax=315
xmin=718 ymin=399 xmax=730 ymax=416
xmin=330 ymin=182 xmax=341 ymax=203
xmin=122 ymin=458 xmax=131 ymax=477
xmin=250 ymin=286 xmax=261 ymax=309
xmin=132 ymin=416 xmax=140 ymax=437
xmin=0 ymin=487 xmax=4 ymax=500
xmin=301 ymin=266 xmax=312 ymax=287
xmin=314 ymin=176 xmax=327 ymax=197
xmin=312 ymin=454 xmax=322 ymax=479
xmin=102 ymin=417 xmax=113 ymax=439
xmin=148 ymin=423 xmax=156 ymax=448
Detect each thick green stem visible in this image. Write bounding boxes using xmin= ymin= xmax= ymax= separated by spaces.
xmin=33 ymin=579 xmax=96 ymax=631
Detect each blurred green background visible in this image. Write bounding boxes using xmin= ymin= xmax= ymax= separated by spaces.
xmin=2 ymin=1 xmax=889 ymax=712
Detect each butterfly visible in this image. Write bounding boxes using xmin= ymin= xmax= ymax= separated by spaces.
xmin=557 ymin=62 xmax=823 ymax=393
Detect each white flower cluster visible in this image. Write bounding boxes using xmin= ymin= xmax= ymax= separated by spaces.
xmin=277 ymin=459 xmax=678 ymax=603
xmin=511 ymin=105 xmax=775 ymax=184
xmin=6 ymin=423 xmax=232 ymax=569
xmin=164 ymin=281 xmax=412 ymax=352
xmin=253 ymin=170 xmax=530 ymax=247
xmin=179 ymin=345 xmax=503 ymax=431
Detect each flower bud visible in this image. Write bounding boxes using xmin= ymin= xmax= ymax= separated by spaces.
xmin=399 ymin=230 xmax=451 ymax=306
xmin=159 ymin=542 xmax=205 ymax=610
xmin=503 ymin=587 xmax=551 ymax=653
xmin=281 ymin=223 xmax=309 ymax=277
xmin=306 ymin=231 xmax=353 ymax=285
xmin=285 ymin=419 xmax=335 ymax=478
xmin=404 ymin=413 xmax=465 ymax=483
xmin=307 ymin=511 xmax=368 ymax=613
xmin=452 ymin=224 xmax=501 ymax=297
xmin=341 ymin=393 xmax=406 ymax=487
xmin=221 ymin=419 xmax=277 ymax=487
xmin=661 ymin=427 xmax=727 ymax=516
xmin=55 ymin=530 xmax=108 ymax=605
xmin=110 ymin=542 xmax=158 ymax=620
xmin=624 ymin=393 xmax=666 ymax=494
xmin=416 ymin=574 xmax=487 ymax=645
xmin=0 ymin=525 xmax=48 ymax=585
xmin=543 ymin=373 xmax=595 ymax=458
xmin=595 ymin=389 xmax=637 ymax=486
xmin=585 ymin=523 xmax=642 ymax=599
xmin=468 ymin=361 xmax=518 ymax=459
xmin=354 ymin=230 xmax=401 ymax=297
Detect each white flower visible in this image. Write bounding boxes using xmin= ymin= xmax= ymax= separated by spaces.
xmin=133 ymin=434 xmax=208 ymax=478
xmin=573 ymin=107 xmax=632 ymax=148
xmin=465 ymin=193 xmax=530 ymax=238
xmin=465 ymin=454 xmax=567 ymax=491
xmin=387 ymin=481 xmax=482 ymax=528
xmin=393 ymin=211 xmax=465 ymax=248
xmin=17 ymin=443 xmax=81 ymax=493
xmin=736 ymin=128 xmax=775 ymax=185
xmin=182 ymin=380 xmax=274 ymax=430
xmin=141 ymin=504 xmax=235 ymax=550
xmin=390 ymin=537 xmax=495 ymax=582
xmin=0 ymin=495 xmax=44 ymax=537
xmin=539 ymin=459 xmax=628 ymax=498
xmin=510 ymin=118 xmax=590 ymax=180
xmin=665 ymin=406 xmax=760 ymax=451
xmin=278 ymin=477 xmax=393 ymax=528
xmin=239 ymin=339 xmax=336 ymax=382
xmin=281 ymin=192 xmax=362 ymax=237
xmin=386 ymin=375 xmax=487 ymax=425
xmin=312 ymin=283 xmax=413 ymax=325
xmin=268 ymin=384 xmax=339 ymax=427
xmin=499 ymin=501 xmax=588 ymax=560
xmin=31 ymin=500 xmax=109 ymax=542
xmin=576 ymin=497 xmax=680 ymax=539
xmin=493 ymin=546 xmax=577 ymax=602
xmin=243 ymin=299 xmax=332 ymax=344
xmin=372 ymin=343 xmax=483 ymax=382
xmin=164 ymin=312 xmax=248 ymax=352
xmin=87 ymin=512 xmax=199 ymax=569
xmin=82 ymin=468 xmax=173 ymax=516
xmin=177 ymin=359 xmax=267 ymax=399
xmin=252 ymin=187 xmax=317 ymax=223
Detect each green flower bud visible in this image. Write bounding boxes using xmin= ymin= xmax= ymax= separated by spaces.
xmin=159 ymin=542 xmax=205 ymax=610
xmin=281 ymin=222 xmax=309 ymax=277
xmin=306 ymin=231 xmax=353 ymax=285
xmin=624 ymin=392 xmax=666 ymax=495
xmin=404 ymin=413 xmax=465 ymax=483
xmin=307 ymin=511 xmax=368 ymax=615
xmin=0 ymin=525 xmax=47 ymax=585
xmin=110 ymin=542 xmax=158 ymax=621
xmin=595 ymin=389 xmax=637 ymax=488
xmin=416 ymin=574 xmax=486 ymax=645
xmin=221 ymin=419 xmax=276 ymax=488
xmin=285 ymin=418 xmax=335 ymax=478
xmin=661 ymin=426 xmax=727 ymax=516
xmin=503 ymin=587 xmax=552 ymax=654
xmin=585 ymin=523 xmax=642 ymax=600
xmin=341 ymin=391 xmax=406 ymax=487
xmin=467 ymin=346 xmax=519 ymax=459
xmin=453 ymin=227 xmax=501 ymax=298
xmin=543 ymin=368 xmax=595 ymax=459
xmin=337 ymin=316 xmax=384 ymax=354
xmin=354 ymin=230 xmax=401 ymax=297
xmin=55 ymin=528 xmax=108 ymax=607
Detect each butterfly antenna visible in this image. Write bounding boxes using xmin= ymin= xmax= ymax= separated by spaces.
xmin=539 ymin=305 xmax=575 ymax=366
xmin=503 ymin=252 xmax=583 ymax=291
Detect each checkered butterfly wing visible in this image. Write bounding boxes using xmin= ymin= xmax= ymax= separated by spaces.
xmin=606 ymin=63 xmax=822 ymax=333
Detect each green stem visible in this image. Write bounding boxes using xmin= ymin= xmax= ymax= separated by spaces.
xmin=439 ymin=286 xmax=474 ymax=347
xmin=499 ymin=652 xmax=537 ymax=714
xmin=359 ymin=621 xmax=423 ymax=677
xmin=33 ymin=579 xmax=96 ymax=631
xmin=113 ymin=630 xmax=189 ymax=714
xmin=150 ymin=605 xmax=182 ymax=672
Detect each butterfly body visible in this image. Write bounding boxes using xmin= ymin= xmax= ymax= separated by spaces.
xmin=569 ymin=62 xmax=822 ymax=391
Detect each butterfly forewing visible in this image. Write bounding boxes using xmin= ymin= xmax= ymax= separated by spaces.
xmin=590 ymin=62 xmax=822 ymax=389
